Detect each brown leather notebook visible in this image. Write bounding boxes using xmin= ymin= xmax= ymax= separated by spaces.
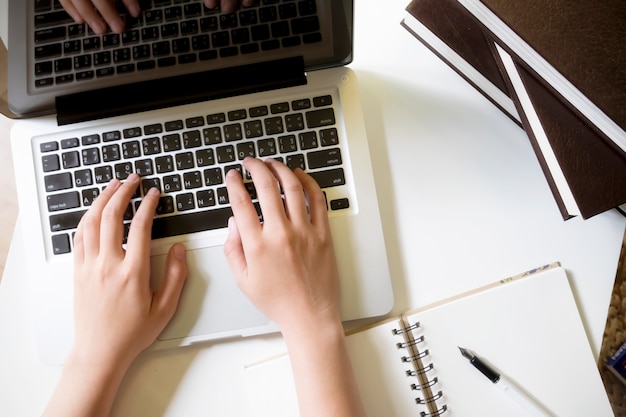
xmin=478 ymin=0 xmax=626 ymax=136
xmin=498 ymin=52 xmax=626 ymax=219
xmin=401 ymin=0 xmax=520 ymax=125
xmin=402 ymin=0 xmax=626 ymax=220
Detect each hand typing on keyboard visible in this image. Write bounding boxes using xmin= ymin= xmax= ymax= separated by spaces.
xmin=41 ymin=158 xmax=366 ymax=417
xmin=60 ymin=0 xmax=254 ymax=34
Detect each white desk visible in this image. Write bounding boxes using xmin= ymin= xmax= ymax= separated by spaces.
xmin=1 ymin=2 xmax=625 ymax=415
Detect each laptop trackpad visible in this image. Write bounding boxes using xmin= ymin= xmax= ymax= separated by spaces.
xmin=150 ymin=245 xmax=270 ymax=341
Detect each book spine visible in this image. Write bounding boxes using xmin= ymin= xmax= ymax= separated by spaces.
xmin=392 ymin=319 xmax=448 ymax=416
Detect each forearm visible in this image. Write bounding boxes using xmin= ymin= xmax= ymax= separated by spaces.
xmin=42 ymin=352 xmax=132 ymax=417
xmin=282 ymin=315 xmax=366 ymax=417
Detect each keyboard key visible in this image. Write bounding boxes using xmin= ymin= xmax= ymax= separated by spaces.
xmin=298 ymin=131 xmax=318 ymax=150
xmin=135 ymin=159 xmax=154 ymax=176
xmin=47 ymin=191 xmax=80 ymax=212
xmin=278 ymin=135 xmax=297 ymax=153
xmin=196 ymin=189 xmax=216 ymax=208
xmin=264 ymin=117 xmax=284 ymax=135
xmin=54 ymin=58 xmax=72 ymax=73
xmin=94 ymin=166 xmax=113 ymax=183
xmin=156 ymin=155 xmax=175 ymax=173
xmin=74 ymin=169 xmax=93 ymax=187
xmin=309 ymin=168 xmax=345 ymax=188
xmin=224 ymin=124 xmax=243 ymax=141
xmin=330 ymin=198 xmax=350 ymax=211
xmin=306 ymin=108 xmax=335 ymax=128
xmin=51 ymin=234 xmax=72 ymax=255
xmin=176 ymin=193 xmax=195 ymax=211
xmin=216 ymin=145 xmax=235 ymax=163
xmin=270 ymin=102 xmax=290 ymax=114
xmin=203 ymin=168 xmax=223 ymax=186
xmin=313 ymin=95 xmax=333 ymax=107
xmin=62 ymin=151 xmax=80 ymax=169
xmin=142 ymin=178 xmax=161 ymax=194
xmin=183 ymin=171 xmax=202 ymax=189
xmin=320 ymin=128 xmax=339 ymax=146
xmin=183 ymin=130 xmax=202 ymax=148
xmin=165 ymin=120 xmax=184 ymax=131
xmin=35 ymin=11 xmax=73 ymax=28
xmin=122 ymin=141 xmax=141 ymax=159
xmin=82 ymin=188 xmax=100 ymax=206
xmin=35 ymin=44 xmax=62 ymax=59
xmin=61 ymin=138 xmax=79 ymax=149
xmin=151 ymin=206 xmax=235 ymax=239
xmin=175 ymin=152 xmax=194 ymax=170
xmin=142 ymin=137 xmax=161 ymax=155
xmin=286 ymin=154 xmax=305 ymax=170
xmin=163 ymin=174 xmax=182 ymax=192
xmin=50 ymin=209 xmax=87 ymax=232
xmin=103 ymin=131 xmax=122 ymax=141
xmin=35 ymin=27 xmax=67 ymax=44
xmin=157 ymin=196 xmax=175 ymax=215
xmin=307 ymin=148 xmax=342 ymax=170
xmin=102 ymin=144 xmax=121 ymax=162
xmin=82 ymin=147 xmax=101 ymax=165
xmin=195 ymin=149 xmax=215 ymax=167
xmin=123 ymin=127 xmax=142 ymax=138
xmin=257 ymin=138 xmax=277 ymax=157
xmin=114 ymin=162 xmax=133 ymax=179
xmin=45 ymin=172 xmax=73 ymax=192
xmin=42 ymin=154 xmax=60 ymax=172
xmin=40 ymin=141 xmax=59 ymax=152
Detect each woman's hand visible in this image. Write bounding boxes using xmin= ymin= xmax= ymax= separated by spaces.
xmin=224 ymin=158 xmax=341 ymax=334
xmin=60 ymin=0 xmax=255 ymax=34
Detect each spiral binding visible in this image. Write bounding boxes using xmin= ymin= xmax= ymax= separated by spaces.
xmin=393 ymin=320 xmax=448 ymax=416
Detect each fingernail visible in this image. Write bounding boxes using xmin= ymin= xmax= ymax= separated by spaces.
xmin=174 ymin=243 xmax=186 ymax=260
xmin=109 ymin=18 xmax=125 ymax=34
xmin=106 ymin=178 xmax=120 ymax=190
xmin=147 ymin=187 xmax=159 ymax=196
xmin=127 ymin=3 xmax=141 ymax=17
xmin=127 ymin=173 xmax=139 ymax=183
xmin=90 ymin=19 xmax=106 ymax=34
xmin=228 ymin=216 xmax=235 ymax=230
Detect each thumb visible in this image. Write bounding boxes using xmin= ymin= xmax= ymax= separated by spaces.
xmin=223 ymin=217 xmax=248 ymax=284
xmin=153 ymin=243 xmax=187 ymax=319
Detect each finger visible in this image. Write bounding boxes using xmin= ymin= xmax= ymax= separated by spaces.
xmin=125 ymin=187 xmax=160 ymax=263
xmin=294 ymin=168 xmax=330 ymax=229
xmin=241 ymin=0 xmax=257 ymax=7
xmin=70 ymin=0 xmax=108 ymax=34
xmin=98 ymin=174 xmax=141 ymax=255
xmin=221 ymin=0 xmax=239 ymax=13
xmin=204 ymin=0 xmax=218 ymax=10
xmin=76 ymin=178 xmax=121 ymax=259
xmin=225 ymin=168 xmax=263 ymax=241
xmin=265 ymin=159 xmax=308 ymax=224
xmin=122 ymin=0 xmax=141 ymax=17
xmin=223 ymin=216 xmax=248 ymax=284
xmin=91 ymin=0 xmax=126 ymax=33
xmin=152 ymin=243 xmax=187 ymax=322
xmin=59 ymin=0 xmax=85 ymax=23
xmin=243 ymin=158 xmax=287 ymax=225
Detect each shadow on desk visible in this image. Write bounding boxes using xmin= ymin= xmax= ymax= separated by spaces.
xmin=600 ymin=231 xmax=626 ymax=417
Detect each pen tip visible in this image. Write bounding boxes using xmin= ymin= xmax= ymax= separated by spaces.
xmin=458 ymin=346 xmax=472 ymax=360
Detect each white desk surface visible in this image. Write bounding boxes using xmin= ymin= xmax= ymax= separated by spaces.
xmin=1 ymin=2 xmax=625 ymax=416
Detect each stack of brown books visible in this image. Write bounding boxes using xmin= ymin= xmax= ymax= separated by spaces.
xmin=401 ymin=0 xmax=626 ymax=220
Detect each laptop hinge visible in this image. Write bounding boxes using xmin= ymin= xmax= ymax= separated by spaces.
xmin=55 ymin=56 xmax=307 ymax=126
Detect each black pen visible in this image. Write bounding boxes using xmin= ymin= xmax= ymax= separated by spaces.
xmin=458 ymin=347 xmax=552 ymax=417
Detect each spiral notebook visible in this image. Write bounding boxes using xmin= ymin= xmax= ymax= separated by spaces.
xmin=243 ymin=264 xmax=612 ymax=416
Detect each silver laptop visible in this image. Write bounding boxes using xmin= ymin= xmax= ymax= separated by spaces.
xmin=8 ymin=0 xmax=394 ymax=365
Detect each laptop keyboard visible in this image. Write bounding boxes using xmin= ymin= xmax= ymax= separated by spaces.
xmin=37 ymin=91 xmax=350 ymax=256
xmin=33 ymin=0 xmax=322 ymax=89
